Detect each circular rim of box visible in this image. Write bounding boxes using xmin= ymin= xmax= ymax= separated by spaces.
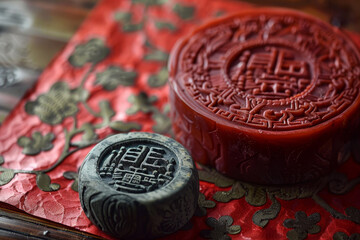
xmin=168 ymin=7 xmax=360 ymax=141
xmin=78 ymin=132 xmax=199 ymax=239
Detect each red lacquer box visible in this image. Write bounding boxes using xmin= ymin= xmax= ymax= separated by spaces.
xmin=169 ymin=8 xmax=360 ymax=185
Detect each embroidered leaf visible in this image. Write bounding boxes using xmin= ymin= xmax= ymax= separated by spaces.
xmin=99 ymin=100 xmax=115 ymax=121
xmin=71 ymin=179 xmax=78 ymax=192
xmin=198 ymin=164 xmax=235 ymax=188
xmin=71 ymin=123 xmax=97 ymax=147
xmin=195 ymin=192 xmax=216 ymax=216
xmin=63 ymin=171 xmax=78 ymax=192
xmin=68 ymin=38 xmax=109 ymax=67
xmin=345 ymin=207 xmax=360 ymax=224
xmin=36 ymin=173 xmax=60 ymax=192
xmin=71 ymin=87 xmax=89 ymax=102
xmin=109 ymin=121 xmax=142 ymax=132
xmin=199 ymin=193 xmax=216 ymax=209
xmin=63 ymin=171 xmax=78 ymax=180
xmin=0 ymin=155 xmax=4 ymax=165
xmin=127 ymin=92 xmax=157 ymax=115
xmin=144 ymin=49 xmax=169 ymax=62
xmin=152 ymin=110 xmax=171 ymax=134
xmin=213 ymin=181 xmax=245 ymax=203
xmin=245 ymin=185 xmax=267 ymax=206
xmin=114 ymin=11 xmax=143 ymax=32
xmin=0 ymin=170 xmax=15 ymax=186
xmin=114 ymin=11 xmax=132 ymax=22
xmin=17 ymin=132 xmax=55 ymax=155
xmin=145 ymin=39 xmax=156 ymax=49
xmin=81 ymin=123 xmax=97 ymax=142
xmin=132 ymin=0 xmax=167 ymax=5
xmin=95 ymin=66 xmax=137 ymax=90
xmin=214 ymin=10 xmax=226 ymax=17
xmin=173 ymin=3 xmax=195 ymax=20
xmin=253 ymin=195 xmax=281 ymax=227
xmin=148 ymin=67 xmax=168 ymax=87
xmin=122 ymin=23 xmax=143 ymax=32
xmin=25 ymin=82 xmax=78 ymax=125
xmin=155 ymin=21 xmax=177 ymax=31
xmin=228 ymin=225 xmax=241 ymax=235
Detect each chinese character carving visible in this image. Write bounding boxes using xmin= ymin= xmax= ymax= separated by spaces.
xmin=99 ymin=144 xmax=176 ymax=193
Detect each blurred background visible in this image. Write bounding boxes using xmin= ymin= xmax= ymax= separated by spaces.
xmin=0 ymin=0 xmax=358 ymax=124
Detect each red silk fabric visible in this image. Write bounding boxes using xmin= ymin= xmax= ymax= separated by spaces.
xmin=0 ymin=0 xmax=359 ymax=239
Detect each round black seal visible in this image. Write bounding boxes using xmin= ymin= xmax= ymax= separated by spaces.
xmin=78 ymin=132 xmax=199 ymax=239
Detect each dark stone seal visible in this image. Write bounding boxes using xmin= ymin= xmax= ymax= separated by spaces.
xmin=78 ymin=132 xmax=199 ymax=239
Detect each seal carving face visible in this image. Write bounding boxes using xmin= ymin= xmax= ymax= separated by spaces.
xmin=177 ymin=13 xmax=360 ymax=130
xmin=225 ymin=43 xmax=312 ymax=99
xmin=98 ymin=141 xmax=177 ymax=193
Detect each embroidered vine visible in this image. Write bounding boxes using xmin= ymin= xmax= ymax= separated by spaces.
xmin=114 ymin=0 xmax=196 ymax=88
xmin=0 ymin=0 xmax=192 ymax=192
xmin=0 ymin=38 xmax=142 ymax=192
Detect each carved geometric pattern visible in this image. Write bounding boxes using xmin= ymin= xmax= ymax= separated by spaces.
xmin=99 ymin=144 xmax=177 ymax=193
xmin=177 ymin=14 xmax=360 ymax=130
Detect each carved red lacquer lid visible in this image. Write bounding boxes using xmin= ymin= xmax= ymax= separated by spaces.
xmin=169 ymin=8 xmax=360 ymax=139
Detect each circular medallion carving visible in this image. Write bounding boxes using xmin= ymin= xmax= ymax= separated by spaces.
xmin=169 ymin=8 xmax=360 ymax=184
xmin=176 ymin=11 xmax=360 ymax=130
xmin=223 ymin=41 xmax=314 ymax=100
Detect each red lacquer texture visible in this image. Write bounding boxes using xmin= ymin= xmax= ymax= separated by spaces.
xmin=0 ymin=0 xmax=359 ymax=239
xmin=169 ymin=8 xmax=360 ymax=185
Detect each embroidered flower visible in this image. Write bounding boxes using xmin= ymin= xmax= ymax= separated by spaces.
xmin=200 ymin=215 xmax=241 ymax=240
xmin=283 ymin=211 xmax=321 ymax=240
xmin=17 ymin=131 xmax=55 ymax=155
xmin=126 ymin=92 xmax=157 ymax=115
xmin=95 ymin=65 xmax=137 ymax=90
xmin=333 ymin=231 xmax=360 ymax=240
xmin=68 ymin=38 xmax=109 ymax=67
xmin=25 ymin=82 xmax=79 ymax=125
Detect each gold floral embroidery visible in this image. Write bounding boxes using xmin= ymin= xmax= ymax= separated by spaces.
xmin=283 ymin=212 xmax=321 ymax=240
xmin=1 ymin=38 xmax=142 ymax=191
xmin=200 ymin=215 xmax=241 ymax=240
xmin=17 ymin=131 xmax=55 ymax=155
xmin=68 ymin=38 xmax=109 ymax=67
xmin=126 ymin=92 xmax=157 ymax=115
xmin=25 ymin=82 xmax=79 ymax=125
xmin=95 ymin=65 xmax=137 ymax=90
